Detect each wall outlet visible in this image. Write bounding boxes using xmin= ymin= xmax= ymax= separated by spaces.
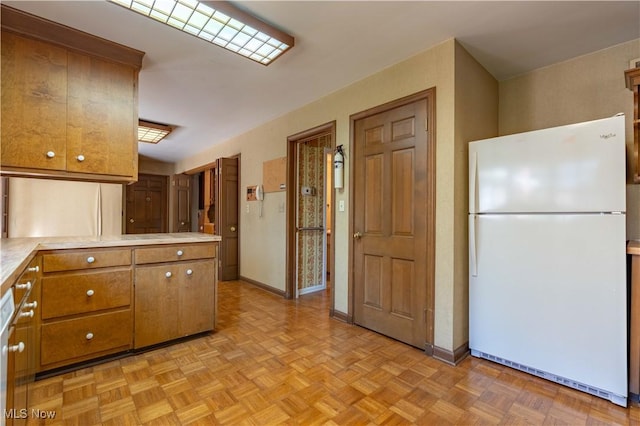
xmin=339 ymin=200 xmax=345 ymax=212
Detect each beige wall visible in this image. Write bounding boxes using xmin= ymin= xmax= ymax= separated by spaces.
xmin=176 ymin=38 xmax=473 ymax=350
xmin=499 ymin=39 xmax=640 ymax=240
xmin=452 ymin=44 xmax=499 ymax=350
xmin=138 ymin=155 xmax=175 ymax=176
xmin=176 ymin=37 xmax=637 ymax=354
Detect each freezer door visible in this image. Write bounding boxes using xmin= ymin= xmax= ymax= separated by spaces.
xmin=469 ymin=116 xmax=625 ymax=214
xmin=469 ymin=213 xmax=627 ymax=397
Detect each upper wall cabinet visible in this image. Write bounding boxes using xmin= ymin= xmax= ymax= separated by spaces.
xmin=0 ymin=5 xmax=145 ymax=183
xmin=626 ymin=67 xmax=640 ymax=184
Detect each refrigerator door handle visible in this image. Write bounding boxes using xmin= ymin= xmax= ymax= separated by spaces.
xmin=470 ymin=215 xmax=478 ymax=277
xmin=470 ymin=151 xmax=478 ymax=213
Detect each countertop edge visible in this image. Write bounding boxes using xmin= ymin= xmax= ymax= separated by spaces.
xmin=1 ymin=233 xmax=221 ymax=295
xmin=630 ymin=240 xmax=640 ymax=256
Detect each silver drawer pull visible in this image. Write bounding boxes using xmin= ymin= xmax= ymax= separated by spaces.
xmin=87 ymin=256 xmax=95 ymax=264
xmin=86 ymin=332 xmax=94 ymax=340
xmin=86 ymin=289 xmax=95 ymax=297
xmin=165 ymin=272 xmax=172 ymax=278
xmin=23 ymin=301 xmax=38 ymax=310
xmin=27 ymin=266 xmax=39 ymax=273
xmin=6 ymin=342 xmax=25 ymax=353
xmin=46 ymin=151 xmax=55 ymax=158
xmin=19 ymin=310 xmax=34 ymax=319
xmin=186 ymin=269 xmax=193 ymax=276
xmin=176 ymin=250 xmax=184 ymax=256
xmin=76 ymin=154 xmax=85 ymax=162
xmin=15 ymin=281 xmax=31 ymax=291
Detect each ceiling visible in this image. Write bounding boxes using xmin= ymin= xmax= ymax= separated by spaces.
xmin=5 ymin=1 xmax=640 ymax=164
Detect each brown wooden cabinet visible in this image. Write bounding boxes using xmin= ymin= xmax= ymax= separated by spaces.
xmin=5 ymin=257 xmax=39 ymax=426
xmin=134 ymin=243 xmax=217 ymax=348
xmin=38 ymin=248 xmax=133 ymax=372
xmin=0 ymin=5 xmax=143 ymax=183
xmin=625 ymin=67 xmax=640 ymax=183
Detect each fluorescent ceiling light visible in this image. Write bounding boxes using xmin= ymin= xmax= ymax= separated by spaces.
xmin=109 ymin=0 xmax=294 ymax=65
xmin=138 ymin=119 xmax=173 ymax=143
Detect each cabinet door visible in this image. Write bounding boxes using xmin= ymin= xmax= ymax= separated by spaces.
xmin=134 ymin=265 xmax=179 ymax=348
xmin=1 ymin=31 xmax=67 ymax=171
xmin=66 ymin=52 xmax=137 ymax=178
xmin=179 ymin=261 xmax=215 ymax=336
xmin=173 ymin=174 xmax=191 ymax=232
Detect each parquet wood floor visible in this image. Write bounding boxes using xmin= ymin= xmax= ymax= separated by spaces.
xmin=27 ymin=280 xmax=640 ymax=425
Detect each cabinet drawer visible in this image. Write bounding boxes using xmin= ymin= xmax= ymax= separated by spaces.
xmin=41 ymin=269 xmax=131 ymax=319
xmin=43 ymin=249 xmax=131 ymax=272
xmin=41 ymin=309 xmax=131 ymax=367
xmin=135 ymin=243 xmax=215 ymax=264
xmin=12 ymin=257 xmax=40 ymax=306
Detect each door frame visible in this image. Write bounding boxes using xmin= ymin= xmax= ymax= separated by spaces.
xmin=348 ymin=88 xmax=436 ymax=351
xmin=286 ymin=121 xmax=336 ymax=305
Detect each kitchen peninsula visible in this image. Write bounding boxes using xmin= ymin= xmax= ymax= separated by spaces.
xmin=2 ymin=232 xmax=220 ymax=416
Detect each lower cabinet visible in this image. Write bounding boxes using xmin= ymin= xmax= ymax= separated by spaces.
xmin=5 ymin=258 xmax=39 ymax=426
xmin=40 ymin=310 xmax=131 ymax=367
xmin=134 ymin=255 xmax=216 ymax=348
xmin=34 ymin=241 xmax=217 ymax=373
xmin=38 ymin=249 xmax=133 ymax=372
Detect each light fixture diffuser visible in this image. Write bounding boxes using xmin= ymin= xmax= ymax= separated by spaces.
xmin=138 ymin=119 xmax=173 ymax=144
xmin=109 ymin=0 xmax=294 ymax=65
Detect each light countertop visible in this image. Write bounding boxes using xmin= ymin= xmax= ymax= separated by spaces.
xmin=1 ymin=233 xmax=221 ymax=294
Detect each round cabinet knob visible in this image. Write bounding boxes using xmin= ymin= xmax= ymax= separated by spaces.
xmin=180 ymin=222 xmax=185 ymax=226
xmin=87 ymin=256 xmax=95 ymax=264
xmin=186 ymin=269 xmax=193 ymax=276
xmin=15 ymin=281 xmax=32 ymax=291
xmin=24 ymin=301 xmax=38 ymax=310
xmin=176 ymin=250 xmax=184 ymax=256
xmin=76 ymin=154 xmax=85 ymax=162
xmin=86 ymin=332 xmax=94 ymax=340
xmin=86 ymin=289 xmax=95 ymax=297
xmin=19 ymin=310 xmax=34 ymax=319
xmin=27 ymin=266 xmax=39 ymax=273
xmin=8 ymin=342 xmax=25 ymax=353
xmin=230 ymin=226 xmax=236 ymax=232
xmin=129 ymin=218 xmax=135 ymax=223
xmin=165 ymin=272 xmax=172 ymax=278
xmin=46 ymin=151 xmax=55 ymax=158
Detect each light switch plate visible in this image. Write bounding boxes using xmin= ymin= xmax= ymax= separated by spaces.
xmin=339 ymin=200 xmax=345 ymax=212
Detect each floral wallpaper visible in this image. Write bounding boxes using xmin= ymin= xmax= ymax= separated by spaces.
xmin=297 ymin=134 xmax=331 ymax=292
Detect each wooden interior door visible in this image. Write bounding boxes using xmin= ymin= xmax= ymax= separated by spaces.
xmin=352 ymin=92 xmax=434 ymax=349
xmin=125 ymin=174 xmax=167 ymax=234
xmin=172 ymin=173 xmax=191 ymax=232
xmin=216 ymin=157 xmax=239 ymax=281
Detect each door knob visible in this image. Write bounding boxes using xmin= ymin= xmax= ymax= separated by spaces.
xmin=353 ymin=232 xmax=362 ymax=240
xmin=230 ymin=226 xmax=236 ymax=232
xmin=129 ymin=218 xmax=134 ymax=223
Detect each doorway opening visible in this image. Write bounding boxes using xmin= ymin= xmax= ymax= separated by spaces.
xmin=286 ymin=122 xmax=336 ymax=306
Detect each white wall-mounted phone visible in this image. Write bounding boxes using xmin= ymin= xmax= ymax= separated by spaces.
xmin=255 ymin=184 xmax=264 ymax=201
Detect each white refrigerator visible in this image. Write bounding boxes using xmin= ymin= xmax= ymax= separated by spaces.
xmin=468 ymin=115 xmax=627 ymax=407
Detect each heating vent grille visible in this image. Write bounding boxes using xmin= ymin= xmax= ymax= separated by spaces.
xmin=470 ymin=350 xmax=627 ymax=407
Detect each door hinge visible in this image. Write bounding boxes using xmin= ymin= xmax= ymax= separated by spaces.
xmin=425 ymin=118 xmax=428 ymax=132
xmin=423 ymin=308 xmax=427 ymax=323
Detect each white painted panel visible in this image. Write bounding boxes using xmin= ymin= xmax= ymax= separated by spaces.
xmin=469 ymin=115 xmax=625 ymax=213
xmin=469 ymin=213 xmax=627 ymax=396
